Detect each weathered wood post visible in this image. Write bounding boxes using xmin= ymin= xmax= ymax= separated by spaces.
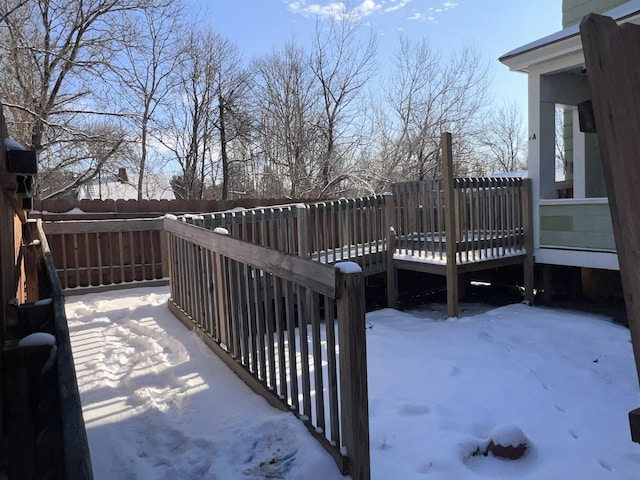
xmin=0 ymin=101 xmax=16 ymax=349
xmin=521 ymin=178 xmax=535 ymax=304
xmin=441 ymin=132 xmax=459 ymax=318
xmin=384 ymin=192 xmax=399 ymax=308
xmin=160 ymin=216 xmax=169 ymax=279
xmin=581 ymin=13 xmax=640 ymax=383
xmin=212 ymin=227 xmax=230 ymax=349
xmin=580 ymin=13 xmax=640 ymax=440
xmin=22 ymin=220 xmax=40 ymax=302
xmin=296 ymin=203 xmax=310 ymax=259
xmin=335 ymin=262 xmax=370 ymax=480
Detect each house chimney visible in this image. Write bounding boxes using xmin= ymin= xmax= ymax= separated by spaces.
xmin=118 ymin=167 xmax=128 ymax=183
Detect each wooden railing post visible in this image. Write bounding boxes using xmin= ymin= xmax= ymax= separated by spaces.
xmin=212 ymin=227 xmax=230 ymax=349
xmin=296 ymin=203 xmax=311 ymax=258
xmin=335 ymin=262 xmax=370 ymax=480
xmin=521 ymin=179 xmax=535 ymax=304
xmin=159 ymin=216 xmax=170 ymax=279
xmin=441 ymin=132 xmax=459 ymax=318
xmin=384 ymin=192 xmax=399 ymax=308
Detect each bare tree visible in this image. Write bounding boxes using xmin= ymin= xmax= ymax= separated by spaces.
xmin=252 ymin=40 xmax=320 ymax=198
xmin=161 ymin=28 xmax=252 ymax=200
xmin=382 ymin=36 xmax=490 ymax=184
xmin=161 ymin=27 xmax=215 ymax=200
xmin=210 ymin=34 xmax=253 ymax=200
xmin=0 ymin=0 xmax=158 ymax=197
xmin=310 ymin=16 xmax=376 ymax=197
xmin=109 ymin=2 xmax=184 ymax=200
xmin=482 ymin=100 xmax=526 ymax=174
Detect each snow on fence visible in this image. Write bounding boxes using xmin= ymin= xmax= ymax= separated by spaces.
xmin=164 ymin=216 xmax=370 ymax=479
xmin=42 ymin=217 xmax=167 ymax=293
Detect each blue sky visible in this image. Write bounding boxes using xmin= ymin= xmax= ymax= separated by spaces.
xmin=190 ymin=1 xmax=562 ymax=106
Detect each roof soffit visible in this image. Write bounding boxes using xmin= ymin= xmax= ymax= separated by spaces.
xmin=500 ymin=1 xmax=640 ymax=73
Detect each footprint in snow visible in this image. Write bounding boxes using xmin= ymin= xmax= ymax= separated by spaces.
xmin=397 ymin=404 xmax=430 ymax=416
xmin=114 ymin=412 xmax=216 ymax=480
xmin=599 ymin=459 xmax=613 ymax=471
xmin=229 ymin=420 xmax=299 ymax=479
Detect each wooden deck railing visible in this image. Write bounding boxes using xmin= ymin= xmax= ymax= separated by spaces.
xmin=184 ymin=204 xmax=308 ymax=255
xmin=184 ymin=195 xmax=388 ymax=276
xmin=164 ymin=217 xmax=370 ymax=479
xmin=35 ymin=219 xmax=94 ymax=480
xmin=42 ymin=218 xmax=167 ymax=293
xmin=4 ymin=220 xmax=93 ymax=479
xmin=390 ymin=178 xmax=529 ymax=262
xmin=306 ymin=196 xmax=387 ymax=275
xmin=42 ymin=182 xmax=530 ymax=299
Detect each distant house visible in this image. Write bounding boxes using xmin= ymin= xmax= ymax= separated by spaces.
xmin=76 ymin=168 xmax=175 ymax=201
xmin=499 ymin=0 xmax=637 ymax=274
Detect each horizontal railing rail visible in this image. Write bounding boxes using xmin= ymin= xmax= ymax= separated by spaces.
xmin=164 ymin=217 xmax=370 ymax=479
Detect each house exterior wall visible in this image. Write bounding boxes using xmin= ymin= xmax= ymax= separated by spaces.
xmin=500 ymin=2 xmax=639 ymax=271
xmin=539 ymin=201 xmax=615 ymax=251
xmin=562 ymin=0 xmax=629 ymax=26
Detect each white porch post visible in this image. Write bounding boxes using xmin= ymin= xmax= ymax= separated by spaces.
xmin=529 ymin=72 xmax=557 ymax=251
xmin=572 ymin=107 xmax=586 ymax=198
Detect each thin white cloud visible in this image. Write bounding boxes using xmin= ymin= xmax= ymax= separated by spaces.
xmin=287 ymin=0 xmax=457 ymax=22
xmin=385 ymin=0 xmax=412 ymax=13
xmin=287 ymin=0 xmax=381 ymax=21
xmin=356 ymin=0 xmax=382 ymax=17
xmin=408 ymin=1 xmax=458 ymax=22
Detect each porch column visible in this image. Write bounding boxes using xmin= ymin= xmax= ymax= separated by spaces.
xmin=528 ymin=72 xmax=557 ymax=250
xmin=572 ymin=107 xmax=586 ymax=199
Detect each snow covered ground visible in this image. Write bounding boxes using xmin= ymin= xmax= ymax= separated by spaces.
xmin=65 ymin=286 xmax=640 ymax=479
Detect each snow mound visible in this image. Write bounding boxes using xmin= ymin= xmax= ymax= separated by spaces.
xmin=334 ymin=261 xmax=362 ymax=274
xmin=489 ymin=424 xmax=528 ymax=449
xmin=18 ymin=332 xmax=56 ymax=347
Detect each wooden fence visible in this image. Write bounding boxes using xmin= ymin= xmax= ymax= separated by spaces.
xmin=164 ymin=216 xmax=370 ymax=479
xmin=42 ymin=218 xmax=167 ymax=293
xmin=3 ymin=220 xmax=93 ymax=479
xmin=35 ymin=219 xmax=94 ymax=479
